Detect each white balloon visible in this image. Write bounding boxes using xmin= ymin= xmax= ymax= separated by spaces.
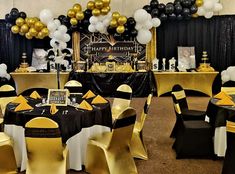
xmin=89 ymin=16 xmax=99 ymax=25
xmin=50 ymin=39 xmax=58 ymax=48
xmin=59 ymin=42 xmax=67 ymax=50
xmin=213 ymin=3 xmax=223 ymax=12
xmin=58 ymin=25 xmax=67 ymax=34
xmin=144 ymin=20 xmax=153 ymax=30
xmin=205 ymin=11 xmax=214 ymax=19
xmin=103 ymin=18 xmax=111 ymax=26
xmin=204 ymin=1 xmax=214 ymax=11
xmin=137 ymin=29 xmax=152 ymax=44
xmin=63 ymin=34 xmax=71 ymax=42
xmin=222 ymin=74 xmax=230 ymax=83
xmin=227 ymin=66 xmax=235 ymax=74
xmin=0 ymin=63 xmax=7 ymax=70
xmin=98 ymin=15 xmax=106 ymax=21
xmin=134 ymin=9 xmax=148 ymax=23
xmin=88 ymin=24 xmax=96 ymax=32
xmin=152 ymin=18 xmax=161 ymax=27
xmin=96 ymin=22 xmax=105 ymax=32
xmin=47 ymin=21 xmax=57 ymax=32
xmin=54 ymin=19 xmax=61 ymax=28
xmin=197 ymin=7 xmax=206 ymax=16
xmin=39 ymin=9 xmax=53 ymax=25
xmin=135 ymin=23 xmax=143 ymax=30
xmin=53 ymin=30 xmax=64 ymax=40
xmin=221 ymin=70 xmax=227 ymax=77
xmin=4 ymin=74 xmax=10 ymax=80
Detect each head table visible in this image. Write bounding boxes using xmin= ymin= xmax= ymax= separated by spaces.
xmin=4 ymin=95 xmax=112 ymax=171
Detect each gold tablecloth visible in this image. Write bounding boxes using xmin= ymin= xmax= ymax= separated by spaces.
xmin=10 ymin=72 xmax=70 ymax=95
xmin=153 ymin=71 xmax=219 ymax=97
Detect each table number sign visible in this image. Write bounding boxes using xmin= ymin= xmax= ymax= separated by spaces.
xmin=47 ymin=89 xmax=68 ymax=106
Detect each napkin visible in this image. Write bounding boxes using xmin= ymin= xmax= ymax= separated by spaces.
xmin=78 ymin=100 xmax=93 ymax=111
xmin=216 ymin=97 xmax=235 ymax=106
xmin=30 ymin=91 xmax=41 ymax=99
xmin=50 ymin=103 xmax=58 ymax=115
xmin=14 ymin=102 xmax=33 ymax=112
xmin=91 ymin=95 xmax=108 ymax=104
xmin=11 ymin=95 xmax=28 ymax=104
xmin=82 ymin=90 xmax=96 ymax=99
xmin=214 ymin=91 xmax=232 ymax=100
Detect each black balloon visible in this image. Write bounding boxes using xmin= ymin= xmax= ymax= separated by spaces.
xmin=158 ymin=3 xmax=166 ymax=12
xmin=151 ymin=8 xmax=159 ymax=17
xmin=82 ymin=19 xmax=90 ymax=27
xmin=127 ymin=17 xmax=136 ymax=29
xmin=181 ymin=0 xmax=192 ymax=7
xmin=174 ymin=4 xmax=183 ymax=14
xmin=5 ymin=13 xmax=13 ymax=23
xmin=159 ymin=13 xmax=168 ymax=21
xmin=62 ymin=17 xmax=70 ymax=28
xmin=113 ymin=32 xmax=123 ymax=41
xmin=190 ymin=5 xmax=198 ymax=14
xmin=143 ymin=5 xmax=152 ymax=13
xmin=123 ymin=33 xmax=130 ymax=41
xmin=11 ymin=8 xmax=19 ymax=12
xmin=130 ymin=29 xmax=138 ymax=37
xmin=168 ymin=13 xmax=177 ymax=20
xmin=176 ymin=14 xmax=183 ymax=20
xmin=107 ymin=26 xmax=116 ymax=35
xmin=19 ymin=12 xmax=27 ymax=19
xmin=165 ymin=3 xmax=174 ymax=14
xmin=10 ymin=10 xmax=19 ymax=20
xmin=191 ymin=0 xmax=196 ymax=4
xmin=6 ymin=23 xmax=13 ymax=29
xmin=84 ymin=9 xmax=92 ymax=18
xmin=184 ymin=14 xmax=192 ymax=20
xmin=150 ymin=0 xmax=159 ymax=9
xmin=182 ymin=8 xmax=190 ymax=16
xmin=58 ymin=15 xmax=66 ymax=22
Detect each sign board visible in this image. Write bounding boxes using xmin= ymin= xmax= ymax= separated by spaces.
xmin=47 ymin=89 xmax=68 ymax=106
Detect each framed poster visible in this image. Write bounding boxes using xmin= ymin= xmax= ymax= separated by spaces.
xmin=74 ymin=61 xmax=86 ymax=72
xmin=177 ymin=47 xmax=195 ymax=71
xmin=47 ymin=89 xmax=68 ymax=106
xmin=137 ymin=61 xmax=146 ymax=71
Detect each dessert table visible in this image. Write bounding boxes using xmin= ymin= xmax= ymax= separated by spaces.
xmin=4 ymin=95 xmax=112 ymax=171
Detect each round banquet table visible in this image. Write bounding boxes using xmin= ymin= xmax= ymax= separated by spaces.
xmin=206 ymin=95 xmax=235 ymax=156
xmin=4 ymin=96 xmax=112 ymax=171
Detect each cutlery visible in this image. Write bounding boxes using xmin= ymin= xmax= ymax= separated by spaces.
xmin=41 ymin=109 xmax=45 ymax=115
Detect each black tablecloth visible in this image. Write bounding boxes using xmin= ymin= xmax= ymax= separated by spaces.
xmin=206 ymin=95 xmax=235 ymax=129
xmin=69 ymin=71 xmax=156 ymax=97
xmin=4 ymin=97 xmax=112 ymax=143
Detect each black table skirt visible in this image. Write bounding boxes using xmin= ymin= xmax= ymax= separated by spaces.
xmin=69 ymin=71 xmax=156 ymax=97
xmin=4 ymin=97 xmax=112 ymax=143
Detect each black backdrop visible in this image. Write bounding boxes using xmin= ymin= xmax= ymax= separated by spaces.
xmin=1 ymin=16 xmax=235 ymax=92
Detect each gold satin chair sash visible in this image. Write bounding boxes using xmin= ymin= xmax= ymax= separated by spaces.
xmin=171 ymin=90 xmax=186 ymax=100
xmin=227 ymin=121 xmax=235 ymax=133
xmin=221 ymin=87 xmax=235 ymax=95
xmin=85 ymin=107 xmax=138 ymax=174
xmin=0 ymin=132 xmax=17 ymax=174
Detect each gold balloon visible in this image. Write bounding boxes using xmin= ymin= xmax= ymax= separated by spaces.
xmin=73 ymin=3 xmax=82 ymax=12
xmin=67 ymin=9 xmax=76 ymax=18
xmin=25 ymin=32 xmax=33 ymax=39
xmin=92 ymin=9 xmax=101 ymax=16
xmin=112 ymin=12 xmax=120 ymax=20
xmin=33 ymin=17 xmax=39 ymax=22
xmin=25 ymin=17 xmax=29 ymax=24
xmin=116 ymin=25 xmax=125 ymax=34
xmin=95 ymin=0 xmax=104 ymax=9
xmin=101 ymin=7 xmax=110 ymax=15
xmin=102 ymin=0 xmax=110 ymax=6
xmin=196 ymin=0 xmax=203 ymax=7
xmin=20 ymin=24 xmax=29 ymax=33
xmin=37 ymin=32 xmax=44 ymax=39
xmin=11 ymin=25 xmax=20 ymax=34
xmin=19 ymin=32 xmax=25 ymax=36
xmin=41 ymin=28 xmax=49 ymax=36
xmin=28 ymin=18 xmax=36 ymax=27
xmin=117 ymin=16 xmax=127 ymax=25
xmin=70 ymin=18 xmax=78 ymax=25
xmin=76 ymin=11 xmax=85 ymax=20
xmin=192 ymin=13 xmax=199 ymax=18
xmin=34 ymin=21 xmax=44 ymax=31
xmin=87 ymin=1 xmax=95 ymax=10
xmin=110 ymin=19 xmax=118 ymax=28
xmin=16 ymin=17 xmax=25 ymax=27
xmin=29 ymin=27 xmax=38 ymax=36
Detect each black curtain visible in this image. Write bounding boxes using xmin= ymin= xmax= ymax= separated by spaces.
xmin=157 ymin=15 xmax=235 ymax=72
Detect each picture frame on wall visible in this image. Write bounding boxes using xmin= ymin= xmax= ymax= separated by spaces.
xmin=177 ymin=46 xmax=195 ymax=71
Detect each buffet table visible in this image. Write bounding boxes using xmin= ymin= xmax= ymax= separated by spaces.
xmin=4 ymin=96 xmax=112 ymax=171
xmin=69 ymin=71 xmax=155 ymax=97
xmin=10 ymin=72 xmax=70 ymax=95
xmin=153 ymin=71 xmax=219 ymax=97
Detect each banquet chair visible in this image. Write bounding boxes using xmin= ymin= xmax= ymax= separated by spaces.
xmin=111 ymin=84 xmax=132 ymax=119
xmin=172 ymin=105 xmax=214 ymax=158
xmin=170 ymin=84 xmax=206 ymax=138
xmin=19 ymin=87 xmax=48 ymax=96
xmin=64 ymin=80 xmax=83 ymax=96
xmin=130 ymin=93 xmax=153 ymax=160
xmin=0 ymin=132 xmax=18 ymax=174
xmin=85 ymin=107 xmax=138 ymax=174
xmin=221 ymin=120 xmax=235 ymax=174
xmin=25 ymin=117 xmax=69 ymax=174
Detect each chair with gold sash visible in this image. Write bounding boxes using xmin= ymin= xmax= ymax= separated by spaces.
xmin=0 ymin=132 xmax=18 ymax=173
xmin=221 ymin=81 xmax=235 ymax=95
xmin=111 ymin=84 xmax=132 ymax=119
xmin=0 ymin=84 xmax=17 ymax=131
xmin=85 ymin=107 xmax=138 ymax=174
xmin=19 ymin=88 xmax=48 ymax=96
xmin=222 ymin=120 xmax=235 ymax=174
xmin=130 ymin=93 xmax=153 ymax=160
xmin=64 ymin=80 xmax=83 ymax=96
xmin=25 ymin=117 xmax=69 ymax=174
xmin=170 ymin=84 xmax=206 ymax=138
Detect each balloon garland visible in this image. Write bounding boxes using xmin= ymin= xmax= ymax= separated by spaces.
xmin=5 ymin=0 xmax=223 ymax=44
